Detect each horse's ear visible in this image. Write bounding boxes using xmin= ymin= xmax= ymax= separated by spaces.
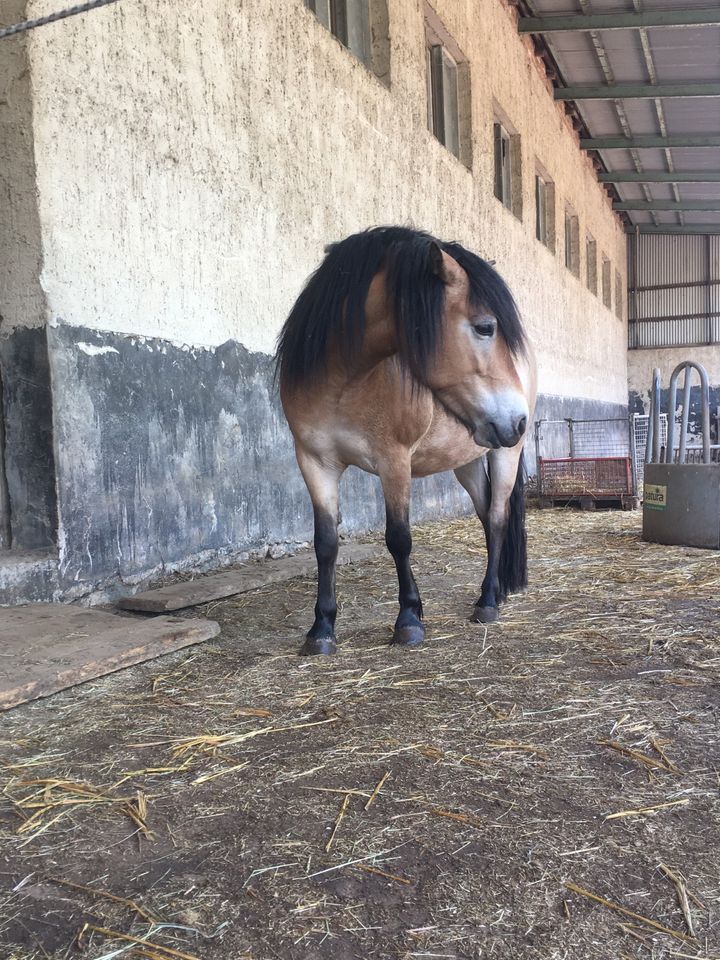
xmin=429 ymin=241 xmax=448 ymax=282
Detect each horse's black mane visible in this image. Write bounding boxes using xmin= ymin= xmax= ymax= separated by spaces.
xmin=275 ymin=226 xmax=525 ymax=389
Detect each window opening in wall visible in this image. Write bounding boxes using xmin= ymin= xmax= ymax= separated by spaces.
xmin=427 ymin=46 xmax=459 ymax=158
xmin=615 ymin=269 xmax=623 ymax=321
xmin=535 ymin=176 xmax=546 ymax=243
xmin=534 ymin=168 xmax=554 ymax=250
xmin=305 ymin=0 xmax=390 ymax=82
xmin=493 ymin=110 xmax=522 ymax=220
xmin=424 ymin=8 xmax=471 ymax=167
xmin=602 ymin=256 xmax=612 ymax=309
xmin=564 ymin=206 xmax=579 ymax=277
xmin=586 ymin=234 xmax=597 ymax=294
xmin=494 ymin=123 xmax=512 ymax=210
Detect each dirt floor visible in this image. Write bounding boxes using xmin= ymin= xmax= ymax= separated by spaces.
xmin=1 ymin=509 xmax=719 ymax=960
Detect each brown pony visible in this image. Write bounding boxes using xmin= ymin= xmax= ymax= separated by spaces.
xmin=276 ymin=227 xmax=537 ymax=655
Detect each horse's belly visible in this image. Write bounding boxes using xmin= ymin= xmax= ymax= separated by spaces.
xmin=411 ymin=413 xmax=487 ymax=478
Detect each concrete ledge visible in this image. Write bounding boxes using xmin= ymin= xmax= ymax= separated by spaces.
xmin=118 ymin=543 xmax=380 ymax=612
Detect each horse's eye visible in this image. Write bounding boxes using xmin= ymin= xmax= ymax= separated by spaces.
xmin=472 ymin=319 xmax=496 ymax=339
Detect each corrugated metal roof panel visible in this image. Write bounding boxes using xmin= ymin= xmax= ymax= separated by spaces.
xmin=663 ymin=99 xmax=720 ymax=131
xmin=648 ymin=27 xmax=720 ymax=81
xmin=525 ymin=0 xmax=720 ymax=228
xmin=678 ymin=183 xmax=720 ymax=200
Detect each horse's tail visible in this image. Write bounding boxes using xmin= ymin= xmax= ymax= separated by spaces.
xmin=497 ymin=450 xmax=527 ymax=602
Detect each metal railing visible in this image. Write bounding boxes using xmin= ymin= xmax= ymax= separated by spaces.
xmin=647 ymin=362 xmax=715 ymax=465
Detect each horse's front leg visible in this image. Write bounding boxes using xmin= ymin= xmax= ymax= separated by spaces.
xmin=380 ymin=462 xmax=424 ymax=647
xmin=296 ymin=449 xmax=345 ymax=656
xmin=454 ymin=457 xmax=496 ymax=621
xmin=455 ymin=449 xmax=526 ymax=624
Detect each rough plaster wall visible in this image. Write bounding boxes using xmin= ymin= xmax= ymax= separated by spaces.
xmin=628 ymin=346 xmax=720 ymax=412
xmin=0 ymin=2 xmax=46 ymax=334
xmin=26 ymin=0 xmax=628 ymax=406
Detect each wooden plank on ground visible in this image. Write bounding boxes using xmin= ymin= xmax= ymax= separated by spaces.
xmin=117 ymin=543 xmax=379 ymax=613
xmin=0 ymin=604 xmax=220 ymax=711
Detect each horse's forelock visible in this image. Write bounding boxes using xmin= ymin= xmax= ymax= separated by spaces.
xmin=440 ymin=241 xmax=527 ymax=358
xmin=383 ymin=233 xmax=448 ymax=382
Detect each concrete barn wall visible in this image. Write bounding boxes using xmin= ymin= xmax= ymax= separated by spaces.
xmin=6 ymin=0 xmax=628 ymax=593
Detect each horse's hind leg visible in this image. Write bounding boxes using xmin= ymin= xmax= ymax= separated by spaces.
xmin=296 ymin=449 xmax=345 ymax=656
xmin=380 ymin=464 xmax=424 ymax=648
xmin=455 ymin=450 xmax=523 ymax=624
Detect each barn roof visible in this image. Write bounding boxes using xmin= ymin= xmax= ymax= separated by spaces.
xmin=517 ymin=0 xmax=720 ymax=234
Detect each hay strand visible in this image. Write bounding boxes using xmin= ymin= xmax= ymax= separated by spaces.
xmin=564 ymin=882 xmax=698 ymax=945
xmin=364 ymin=771 xmax=390 ymax=810
xmin=325 ymin=792 xmax=351 ymax=853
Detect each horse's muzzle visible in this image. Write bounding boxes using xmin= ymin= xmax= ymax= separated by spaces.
xmin=474 ymin=414 xmax=527 ymax=448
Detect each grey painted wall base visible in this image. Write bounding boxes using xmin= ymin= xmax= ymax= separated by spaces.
xmin=630 ymin=388 xmax=720 ymax=444
xmin=0 ymin=326 xmax=58 ymax=549
xmin=0 ymin=323 xmax=631 ymax=603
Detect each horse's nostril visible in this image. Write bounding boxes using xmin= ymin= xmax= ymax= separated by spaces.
xmin=516 ymin=416 xmax=527 ymax=437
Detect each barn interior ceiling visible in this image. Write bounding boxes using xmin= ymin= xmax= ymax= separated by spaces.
xmin=517 ymin=0 xmax=720 ymax=234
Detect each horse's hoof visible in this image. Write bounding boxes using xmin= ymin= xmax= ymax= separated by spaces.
xmin=391 ymin=623 xmax=425 ymax=647
xmin=300 ymin=635 xmax=337 ymax=656
xmin=471 ymin=605 xmax=499 ymax=624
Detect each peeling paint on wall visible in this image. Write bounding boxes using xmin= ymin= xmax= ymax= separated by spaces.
xmin=47 ymin=324 xmax=472 ymax=589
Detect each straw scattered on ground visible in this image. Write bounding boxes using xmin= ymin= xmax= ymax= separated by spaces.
xmin=1 ymin=508 xmax=719 ymax=959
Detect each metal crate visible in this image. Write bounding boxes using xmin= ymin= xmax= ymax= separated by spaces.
xmin=539 ymin=456 xmax=633 ymax=500
xmin=534 ymin=418 xmax=638 ymax=507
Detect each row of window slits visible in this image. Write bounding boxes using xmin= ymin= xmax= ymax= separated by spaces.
xmin=306 ymin=0 xmax=623 ymax=318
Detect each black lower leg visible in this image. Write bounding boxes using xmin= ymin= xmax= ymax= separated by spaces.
xmin=301 ymin=507 xmax=338 ymax=655
xmin=472 ymin=518 xmax=507 ymax=624
xmin=386 ymin=510 xmax=424 ymax=647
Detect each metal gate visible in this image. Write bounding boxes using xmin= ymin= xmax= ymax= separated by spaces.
xmin=631 ymin=413 xmax=667 ymax=495
xmin=643 ymin=361 xmax=720 ymax=549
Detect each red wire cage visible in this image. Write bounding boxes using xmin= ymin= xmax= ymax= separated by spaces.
xmin=538 ymin=455 xmax=633 ymax=499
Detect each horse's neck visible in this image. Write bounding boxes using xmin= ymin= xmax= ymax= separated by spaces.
xmin=326 ymin=277 xmax=406 ymax=388
xmin=358 ymin=316 xmax=396 ymax=367
xmin=347 ymin=278 xmax=399 ymax=379
xmin=325 ymin=335 xmax=396 ymax=393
